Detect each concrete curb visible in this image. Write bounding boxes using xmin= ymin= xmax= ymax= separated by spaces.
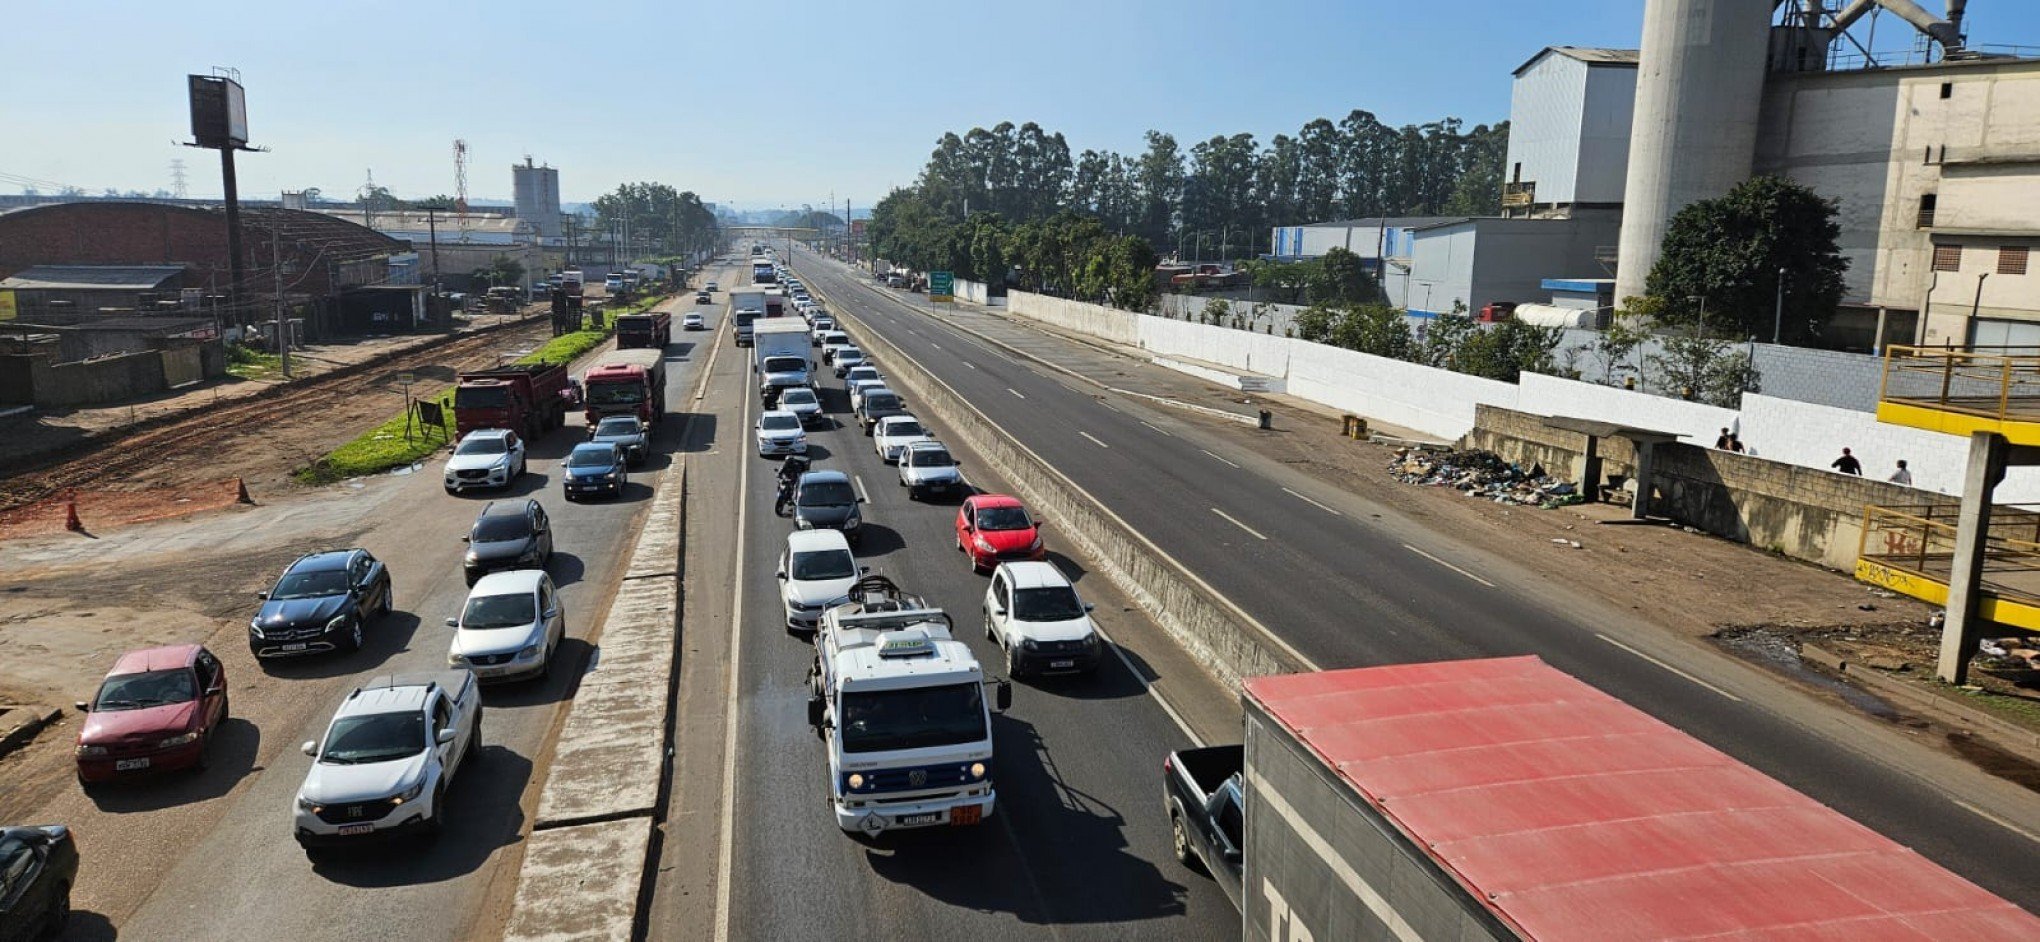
xmin=0 ymin=705 xmax=63 ymax=759
xmin=812 ymin=268 xmax=1311 ymax=691
xmin=1801 ymin=643 xmax=2040 ymax=762
xmin=503 ymin=458 xmax=685 ymax=942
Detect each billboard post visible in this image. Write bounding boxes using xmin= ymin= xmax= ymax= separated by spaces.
xmin=186 ymin=72 xmax=255 ymax=328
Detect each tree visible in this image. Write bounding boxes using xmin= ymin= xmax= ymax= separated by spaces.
xmin=1314 ymin=247 xmax=1374 ymax=304
xmin=1134 ymin=131 xmax=1185 ymax=248
xmin=413 ymin=194 xmax=459 ymax=211
xmin=472 ymin=254 xmax=525 ymax=287
xmin=1453 ymin=320 xmax=1563 ymax=382
xmin=1647 ymin=334 xmax=1760 ymax=407
xmin=1644 ymin=175 xmax=1848 ymax=345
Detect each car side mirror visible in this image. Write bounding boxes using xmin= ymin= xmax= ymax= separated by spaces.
xmin=301 ymin=740 xmax=318 ymax=757
xmin=437 ymin=728 xmax=457 ymax=745
xmin=859 ymin=566 xmax=871 ymax=574
xmin=460 ymin=535 xmax=471 ymax=543
xmin=256 ymin=590 xmax=269 ymax=599
xmin=994 ymin=680 xmax=1013 ymax=712
xmin=992 ymin=605 xmax=1007 ymax=617
xmin=1084 ymin=603 xmax=1096 ymax=613
xmin=444 ymin=617 xmax=459 ymax=628
xmin=543 ymin=608 xmax=559 ymax=620
xmin=74 ymin=701 xmax=90 ymax=713
xmin=857 ymin=497 xmax=867 ymax=504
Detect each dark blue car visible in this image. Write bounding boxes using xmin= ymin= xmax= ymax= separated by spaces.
xmin=250 ymin=549 xmax=392 ymax=658
xmin=562 ymin=442 xmax=628 ymax=500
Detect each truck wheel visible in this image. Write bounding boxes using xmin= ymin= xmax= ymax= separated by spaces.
xmin=1172 ymin=813 xmax=1207 ymax=874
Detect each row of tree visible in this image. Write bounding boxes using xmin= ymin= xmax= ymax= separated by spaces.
xmin=592 ymin=182 xmax=721 ymax=260
xmin=869 ymin=200 xmax=1159 ymax=310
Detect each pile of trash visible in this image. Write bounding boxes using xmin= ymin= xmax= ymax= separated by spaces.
xmin=1389 ymin=447 xmax=1586 ymax=509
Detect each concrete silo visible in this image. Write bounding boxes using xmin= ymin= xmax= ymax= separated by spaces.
xmin=1613 ymin=0 xmax=1774 ymax=305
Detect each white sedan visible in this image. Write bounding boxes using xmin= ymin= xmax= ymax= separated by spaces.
xmin=777 ymin=529 xmax=860 ymax=632
xmin=682 ymin=312 xmax=706 ymax=330
xmin=872 ymin=415 xmax=932 ymax=464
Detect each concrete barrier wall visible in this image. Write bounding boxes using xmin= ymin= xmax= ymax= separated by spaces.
xmin=1008 ymin=290 xmax=1140 ymax=345
xmin=1516 ymin=372 xmax=1741 ymax=445
xmin=835 ymin=305 xmax=1307 ymax=690
xmin=1287 ymin=341 xmax=1522 ymax=440
xmin=954 ymin=278 xmax=990 ymax=305
xmin=35 ymin=350 xmax=167 ymax=407
xmin=1137 ymin=315 xmax=1293 ymax=378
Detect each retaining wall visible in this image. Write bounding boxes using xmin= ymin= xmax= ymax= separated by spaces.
xmin=1008 ymin=291 xmax=1140 ymax=346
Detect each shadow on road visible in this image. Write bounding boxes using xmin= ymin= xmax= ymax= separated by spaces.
xmin=850 ymin=522 xmax=904 ymax=558
xmin=677 ymin=414 xmax=719 ymax=454
xmin=863 ymin=714 xmax=1190 ymax=925
xmin=308 ymin=744 xmax=530 ymax=887
xmin=259 ymin=610 xmax=425 ymax=679
xmin=547 ymin=551 xmax=588 ymax=588
xmin=57 ymin=909 xmax=116 ymax=942
xmin=82 ymin=716 xmax=264 ymax=813
xmin=480 ymin=637 xmax=594 ymax=708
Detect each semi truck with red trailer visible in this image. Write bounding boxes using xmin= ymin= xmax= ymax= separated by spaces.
xmin=615 ymin=310 xmax=671 ymax=349
xmin=1166 ymin=656 xmax=2039 ymax=941
xmin=452 ymin=361 xmax=571 ymax=440
xmin=581 ymin=348 xmax=667 ymax=426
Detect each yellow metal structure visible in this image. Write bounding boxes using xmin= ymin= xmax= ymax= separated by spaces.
xmin=1856 ymin=504 xmax=2040 ymax=632
xmin=1877 ymin=345 xmax=2040 ymax=446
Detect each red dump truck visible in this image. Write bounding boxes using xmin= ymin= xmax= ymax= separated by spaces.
xmin=453 ymin=361 xmax=571 ymax=440
xmin=1166 ymin=656 xmax=2039 ymax=941
xmin=582 ymin=348 xmax=666 ymax=426
xmin=615 ymin=310 xmax=671 ymax=349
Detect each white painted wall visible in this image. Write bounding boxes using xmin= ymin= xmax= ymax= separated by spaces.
xmin=1739 ymin=393 xmax=2040 ymax=502
xmin=1506 ymin=53 xmax=1589 ymax=206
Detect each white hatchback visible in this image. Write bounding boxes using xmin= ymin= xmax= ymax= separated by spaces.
xmin=778 ymin=529 xmax=861 ymax=632
xmin=872 ymin=415 xmax=931 ymax=464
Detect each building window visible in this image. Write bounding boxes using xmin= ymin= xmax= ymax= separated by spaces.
xmin=1933 ymin=244 xmax=1963 ymax=272
xmin=1917 ymin=193 xmax=1937 ymax=228
xmin=1940 ymin=82 xmax=1954 ymax=99
xmin=2002 ymin=246 xmax=2031 ymax=276
xmin=1512 ymin=162 xmax=1522 ymax=183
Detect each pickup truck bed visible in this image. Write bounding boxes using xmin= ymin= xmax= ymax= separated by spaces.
xmin=1164 ymin=744 xmax=1244 ymax=911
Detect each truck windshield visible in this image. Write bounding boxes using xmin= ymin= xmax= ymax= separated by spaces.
xmin=586 ymin=382 xmax=644 ymax=406
xmin=455 ymin=387 xmax=511 ymax=409
xmin=839 ymin=683 xmax=987 ymax=753
xmin=320 ymin=712 xmax=426 ymax=764
xmin=764 ymin=356 xmax=807 ymax=373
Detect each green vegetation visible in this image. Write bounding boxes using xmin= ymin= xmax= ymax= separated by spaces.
xmin=1241 ymin=247 xmax=1380 ymax=306
xmin=592 ymin=183 xmax=720 ymax=259
xmin=1645 ymin=175 xmax=1848 ymax=345
xmin=295 ymin=321 xmax=618 ymax=485
xmin=1293 ymin=301 xmax=1562 ymax=384
xmin=223 ymin=343 xmax=282 ymax=381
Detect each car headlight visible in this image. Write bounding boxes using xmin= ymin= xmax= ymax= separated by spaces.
xmin=1083 ymin=634 xmax=1101 ymax=649
xmin=966 ymin=762 xmax=986 ymax=780
xmin=844 ymin=514 xmax=861 ymax=529
xmin=249 ymin=621 xmax=266 ymax=639
xmin=1021 ymin=638 xmax=1040 ymax=651
xmin=326 ymin=613 xmax=352 ymax=633
xmin=77 ymin=744 xmax=108 ymax=758
xmin=517 ymin=643 xmax=542 ymax=660
xmin=157 ymin=730 xmax=201 ymax=748
xmin=465 ymin=552 xmax=480 ymax=565
xmin=846 ymin=773 xmax=866 ymax=791
xmin=390 ymin=781 xmax=426 ymax=805
xmin=975 ymin=537 xmax=994 ymax=552
xmin=796 ymin=517 xmax=814 ymax=530
xmin=297 ymin=795 xmax=324 ymax=812
xmin=1029 ymin=536 xmax=1043 ymax=551
xmin=519 ymin=547 xmax=541 ymax=562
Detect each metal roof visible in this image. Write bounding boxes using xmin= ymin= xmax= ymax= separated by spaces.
xmin=0 ymin=265 xmax=185 ymax=290
xmin=1244 ymin=657 xmax=2040 ymax=941
xmin=1514 ymin=46 xmax=1641 ymax=76
xmin=1291 ymin=216 xmax=1462 ymax=231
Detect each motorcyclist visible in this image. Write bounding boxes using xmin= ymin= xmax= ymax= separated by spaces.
xmin=774 ymin=454 xmax=812 ymax=516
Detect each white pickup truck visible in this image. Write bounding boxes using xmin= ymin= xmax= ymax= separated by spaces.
xmin=292 ymin=670 xmax=481 ymax=851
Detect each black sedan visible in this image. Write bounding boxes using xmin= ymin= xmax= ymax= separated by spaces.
xmin=250 ymin=549 xmax=393 ymax=658
xmin=0 ymin=825 xmax=78 ymax=942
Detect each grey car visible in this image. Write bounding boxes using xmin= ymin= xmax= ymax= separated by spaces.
xmin=462 ymin=500 xmax=553 ymax=586
xmin=856 ymin=387 xmax=907 ymax=435
xmin=589 ymin=415 xmax=648 ymax=466
xmin=793 ymin=470 xmax=864 ymax=546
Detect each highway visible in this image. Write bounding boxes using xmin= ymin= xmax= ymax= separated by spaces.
xmin=19 ymin=293 xmax=703 ymax=942
xmin=787 ymin=247 xmax=2040 ymax=910
xmin=666 ymin=270 xmax=1240 ymax=939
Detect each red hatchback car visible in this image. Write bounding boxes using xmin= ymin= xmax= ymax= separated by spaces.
xmin=955 ymin=494 xmax=1045 ymax=572
xmin=74 ymin=644 xmax=229 ymax=785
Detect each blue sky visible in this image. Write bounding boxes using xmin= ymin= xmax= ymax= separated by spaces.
xmin=10 ymin=1 xmax=2036 ymax=208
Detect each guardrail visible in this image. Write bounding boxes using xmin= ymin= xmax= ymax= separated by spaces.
xmin=1857 ymin=503 xmax=2040 ymax=614
xmin=1879 ymin=345 xmax=2040 ymax=424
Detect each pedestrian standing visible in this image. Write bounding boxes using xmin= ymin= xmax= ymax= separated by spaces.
xmin=1729 ymin=435 xmax=1745 ymax=454
xmin=1832 ymin=448 xmax=1863 ymax=476
xmin=1715 ymin=427 xmax=1734 ymax=450
xmin=1889 ymin=460 xmax=1913 ymax=486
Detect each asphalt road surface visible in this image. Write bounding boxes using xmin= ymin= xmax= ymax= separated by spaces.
xmin=45 ymin=297 xmax=706 ymax=942
xmin=788 ymin=247 xmax=2040 ymax=911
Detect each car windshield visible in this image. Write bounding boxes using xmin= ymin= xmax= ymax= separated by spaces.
xmin=791 ymin=549 xmax=856 ymax=581
xmin=760 ymin=414 xmax=801 ymax=431
xmin=453 ymin=386 xmax=510 ymax=409
xmin=840 ymin=683 xmax=987 ymax=753
xmin=977 ymin=506 xmax=1032 ymax=531
xmin=825 ymin=334 xmax=847 ymax=344
xmin=839 ymin=349 xmax=863 ymax=361
xmin=271 ymin=567 xmax=351 ymax=599
xmin=463 ymin=592 xmax=538 ymax=630
xmin=780 ymin=389 xmax=817 ymax=406
xmin=455 ymin=436 xmax=508 ymax=456
xmin=1014 ymin=586 xmax=1086 ymax=621
xmin=473 ymin=513 xmax=532 ymax=542
xmin=847 ymin=368 xmax=878 ymax=382
xmin=907 ymin=447 xmax=954 ymax=468
xmin=882 ymin=419 xmax=924 ymax=437
xmin=320 ymin=712 xmax=426 ymax=764
xmin=94 ymin=669 xmax=197 ymax=711
xmin=864 ymin=394 xmax=901 ymax=412
xmin=596 ymin=418 xmax=639 ymax=437
xmin=586 ymin=383 xmax=644 ymax=406
xmin=566 ymin=448 xmax=615 ymax=468
xmin=799 ymin=480 xmax=856 ymax=506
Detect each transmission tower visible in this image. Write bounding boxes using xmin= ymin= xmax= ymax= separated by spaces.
xmin=169 ymin=159 xmax=189 ymax=199
xmin=453 ymin=139 xmax=470 ymax=233
xmin=360 ymin=168 xmax=380 ymax=230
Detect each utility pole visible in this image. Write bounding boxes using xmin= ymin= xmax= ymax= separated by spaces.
xmin=427 ymin=208 xmax=441 ymax=288
xmin=1772 ymin=267 xmax=1787 ymax=344
xmin=271 ymin=227 xmax=291 ymax=378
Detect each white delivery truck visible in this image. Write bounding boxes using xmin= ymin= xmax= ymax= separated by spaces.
xmin=752 ymin=319 xmax=814 ymax=403
xmin=806 ymin=576 xmax=1011 ymax=838
xmin=730 ymin=289 xmax=766 ymax=347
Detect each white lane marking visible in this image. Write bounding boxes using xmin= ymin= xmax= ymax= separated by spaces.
xmin=1211 ymin=508 xmax=1268 ymax=541
xmin=853 ymin=474 xmax=870 ymax=503
xmin=1007 ymin=387 xmax=1027 ymax=399
xmin=1401 ymin=543 xmax=1497 ymax=588
xmin=1140 ymin=420 xmax=1173 ymax=437
xmin=711 ymin=376 xmax=754 ymax=942
xmin=1282 ymin=487 xmax=1344 ymax=516
xmin=1596 ymin=633 xmax=1746 ymax=703
xmin=1954 ymin=799 xmax=2040 ymax=845
xmin=928 ymin=342 xmax=941 ymax=350
xmin=1201 ymin=449 xmax=1239 ymax=469
xmin=1079 ymin=431 xmax=1110 ymax=449
xmin=962 ymin=360 xmax=978 ymax=370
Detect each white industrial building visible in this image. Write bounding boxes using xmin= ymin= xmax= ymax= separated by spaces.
xmin=1382 ymin=216 xmax=1622 ymax=318
xmin=512 ymin=158 xmax=564 ymax=240
xmin=1501 ymin=47 xmax=1638 ymax=218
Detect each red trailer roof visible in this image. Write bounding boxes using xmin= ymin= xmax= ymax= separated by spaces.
xmin=1245 ymin=657 xmax=2039 ymax=941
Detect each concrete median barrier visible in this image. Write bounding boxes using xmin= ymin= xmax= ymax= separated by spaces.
xmin=821 ymin=290 xmax=1309 ymax=691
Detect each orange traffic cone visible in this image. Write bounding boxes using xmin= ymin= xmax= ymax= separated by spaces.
xmin=63 ymin=501 xmax=82 ymax=532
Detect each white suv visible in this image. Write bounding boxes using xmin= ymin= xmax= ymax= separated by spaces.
xmin=983 ymin=561 xmax=1102 ymax=678
xmin=443 ymin=429 xmax=526 ymax=493
xmin=446 ymin=570 xmax=566 ymax=683
xmin=293 ymin=670 xmax=481 ymax=850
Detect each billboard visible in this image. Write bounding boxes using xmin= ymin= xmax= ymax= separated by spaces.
xmin=188 ymin=75 xmax=249 ymax=148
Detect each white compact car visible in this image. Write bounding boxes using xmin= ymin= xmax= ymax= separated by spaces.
xmin=755 ymin=410 xmax=810 ymax=458
xmin=443 ymin=429 xmax=526 ymax=493
xmin=820 ymin=333 xmax=852 ymax=364
xmin=446 ymin=570 xmax=566 ymax=683
xmin=777 ymin=529 xmax=860 ymax=632
xmin=983 ymin=561 xmax=1103 ymax=678
xmin=872 ymin=415 xmax=931 ymax=464
xmin=293 ymin=670 xmax=480 ymax=850
xmin=898 ymin=440 xmax=964 ymax=500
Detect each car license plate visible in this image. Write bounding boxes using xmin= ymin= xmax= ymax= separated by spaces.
xmin=282 ymin=643 xmax=309 ymax=652
xmin=1051 ymin=660 xmax=1075 ymax=669
xmin=337 ymin=824 xmax=374 ymax=836
xmin=950 ymin=805 xmax=983 ymax=826
xmin=115 ymin=757 xmax=151 ymax=771
xmin=898 ymin=812 xmax=942 ymax=827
